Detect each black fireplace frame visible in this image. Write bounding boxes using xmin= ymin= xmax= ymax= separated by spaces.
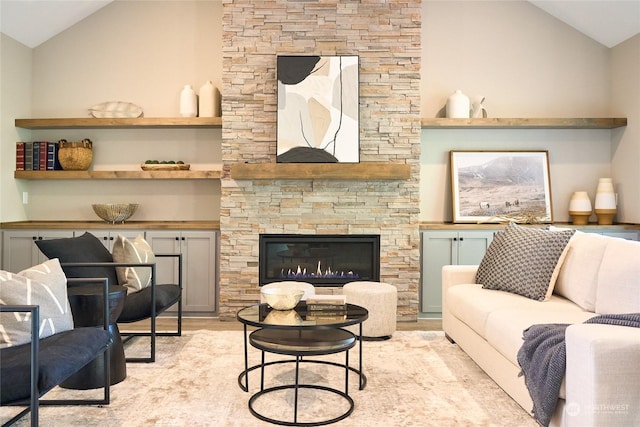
xmin=259 ymin=234 xmax=381 ymax=287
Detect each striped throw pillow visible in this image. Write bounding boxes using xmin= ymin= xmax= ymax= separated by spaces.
xmin=112 ymin=234 xmax=155 ymax=294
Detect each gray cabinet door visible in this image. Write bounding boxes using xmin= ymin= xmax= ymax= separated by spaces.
xmin=146 ymin=230 xmax=218 ymax=313
xmin=2 ymin=230 xmax=74 ymax=272
xmin=181 ymin=231 xmax=218 ymax=313
xmin=76 ymin=230 xmax=142 ymax=251
xmin=421 ymin=231 xmax=457 ymax=314
xmin=597 ymin=231 xmax=638 ymax=241
xmin=420 ymin=230 xmax=494 ymax=315
xmin=457 ymin=232 xmax=494 ymax=265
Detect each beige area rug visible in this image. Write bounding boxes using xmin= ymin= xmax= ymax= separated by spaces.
xmin=2 ymin=330 xmax=537 ymax=426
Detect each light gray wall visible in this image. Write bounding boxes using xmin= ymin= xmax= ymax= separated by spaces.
xmin=8 ymin=1 xmax=223 ymax=222
xmin=610 ymin=34 xmax=640 ymax=224
xmin=419 ymin=0 xmax=625 ymax=224
xmin=1 ymin=34 xmax=32 ymax=221
xmin=421 ymin=1 xmax=612 ymax=117
xmin=1 ymin=0 xmax=637 ymax=224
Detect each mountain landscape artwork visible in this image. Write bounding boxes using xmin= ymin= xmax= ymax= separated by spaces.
xmin=450 ymin=151 xmax=552 ymax=223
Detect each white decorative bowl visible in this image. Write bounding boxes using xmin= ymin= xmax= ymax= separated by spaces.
xmin=92 ymin=203 xmax=139 ymax=224
xmin=261 ymin=288 xmax=305 ymax=310
xmin=89 ymin=101 xmax=143 ymax=118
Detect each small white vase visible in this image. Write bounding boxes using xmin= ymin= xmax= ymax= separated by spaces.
xmin=179 ymin=85 xmax=197 ymax=117
xmin=568 ymin=191 xmax=592 ymax=225
xmin=594 ymin=178 xmax=617 ymax=225
xmin=198 ymin=81 xmax=215 ymax=117
xmin=446 ymin=90 xmax=470 ymax=118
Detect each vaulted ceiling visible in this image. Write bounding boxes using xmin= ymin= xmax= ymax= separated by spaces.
xmin=1 ymin=1 xmax=639 ymax=49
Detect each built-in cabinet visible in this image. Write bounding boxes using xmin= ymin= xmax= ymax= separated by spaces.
xmin=1 ymin=228 xmax=219 ymax=315
xmin=586 ymin=230 xmax=639 ymax=240
xmin=2 ymin=230 xmax=75 ymax=273
xmin=79 ymin=230 xmax=142 ymax=251
xmin=420 ymin=230 xmax=494 ymax=316
xmin=145 ymin=230 xmax=218 ymax=313
xmin=8 ymin=118 xmax=221 ymax=314
xmin=420 ymin=225 xmax=639 ymax=318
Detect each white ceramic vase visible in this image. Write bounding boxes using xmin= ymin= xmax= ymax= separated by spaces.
xmin=594 ymin=178 xmax=617 ymax=225
xmin=446 ymin=90 xmax=470 ymax=118
xmin=179 ymin=85 xmax=197 ymax=117
xmin=198 ymin=81 xmax=215 ymax=117
xmin=568 ymin=191 xmax=592 ymax=225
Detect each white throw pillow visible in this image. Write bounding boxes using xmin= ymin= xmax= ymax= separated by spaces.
xmin=0 ymin=258 xmax=74 ymax=348
xmin=595 ymin=238 xmax=640 ymax=314
xmin=554 ymin=231 xmax=609 ymax=311
xmin=112 ymin=234 xmax=155 ymax=294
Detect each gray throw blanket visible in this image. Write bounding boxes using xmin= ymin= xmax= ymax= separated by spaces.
xmin=517 ymin=313 xmax=640 ymax=426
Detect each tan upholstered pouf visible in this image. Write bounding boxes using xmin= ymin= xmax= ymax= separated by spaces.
xmin=343 ymin=281 xmax=397 ymax=339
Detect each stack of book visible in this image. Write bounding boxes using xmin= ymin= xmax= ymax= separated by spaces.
xmin=306 ymin=295 xmax=347 ymax=322
xmin=16 ymin=141 xmax=62 ymax=171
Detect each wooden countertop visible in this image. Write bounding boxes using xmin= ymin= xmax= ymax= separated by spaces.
xmin=419 ymin=222 xmax=640 ymax=230
xmin=2 ymin=221 xmax=637 ymax=232
xmin=1 ymin=220 xmax=220 ymax=230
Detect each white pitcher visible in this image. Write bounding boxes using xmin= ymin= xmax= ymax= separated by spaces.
xmin=471 ymin=96 xmax=487 ymax=118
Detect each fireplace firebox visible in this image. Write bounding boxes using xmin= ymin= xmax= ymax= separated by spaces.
xmin=259 ymin=234 xmax=380 ymax=287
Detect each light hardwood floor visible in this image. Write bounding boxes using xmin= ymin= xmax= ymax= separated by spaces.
xmin=123 ymin=316 xmax=442 ymax=332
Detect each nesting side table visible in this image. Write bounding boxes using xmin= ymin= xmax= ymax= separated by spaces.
xmin=237 ymin=302 xmax=368 ymax=426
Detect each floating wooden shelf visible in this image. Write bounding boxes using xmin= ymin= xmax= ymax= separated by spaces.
xmin=14 ymin=170 xmax=222 ymax=180
xmin=231 ymin=162 xmax=411 ymax=180
xmin=420 ymin=117 xmax=627 ymax=129
xmin=16 ymin=116 xmax=625 ymax=130
xmin=15 ymin=117 xmax=222 ymax=129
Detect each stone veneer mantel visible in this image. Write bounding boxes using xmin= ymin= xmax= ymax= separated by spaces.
xmin=230 ymin=162 xmax=411 ymax=180
xmin=220 ymin=0 xmax=421 ymax=321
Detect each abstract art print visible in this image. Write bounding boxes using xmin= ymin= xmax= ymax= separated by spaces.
xmin=277 ymin=55 xmax=359 ymax=163
xmin=450 ymin=151 xmax=552 ymax=223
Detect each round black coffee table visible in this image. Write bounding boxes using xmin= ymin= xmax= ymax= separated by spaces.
xmin=237 ymin=302 xmax=368 ymax=426
xmin=61 ymin=283 xmax=127 ymax=389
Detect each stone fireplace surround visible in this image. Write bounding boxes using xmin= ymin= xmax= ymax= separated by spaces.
xmin=218 ymin=0 xmax=421 ymax=321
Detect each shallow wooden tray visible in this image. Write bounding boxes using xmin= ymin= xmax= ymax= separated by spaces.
xmin=140 ymin=163 xmax=190 ymax=171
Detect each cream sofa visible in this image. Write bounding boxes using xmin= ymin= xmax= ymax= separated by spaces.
xmin=442 ymin=231 xmax=640 ymax=427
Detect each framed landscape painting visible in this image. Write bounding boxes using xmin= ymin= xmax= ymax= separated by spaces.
xmin=276 ymin=55 xmax=359 ymax=163
xmin=450 ymin=150 xmax=552 ymax=223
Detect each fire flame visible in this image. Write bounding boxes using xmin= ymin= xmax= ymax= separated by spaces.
xmin=280 ymin=260 xmax=359 ymax=280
